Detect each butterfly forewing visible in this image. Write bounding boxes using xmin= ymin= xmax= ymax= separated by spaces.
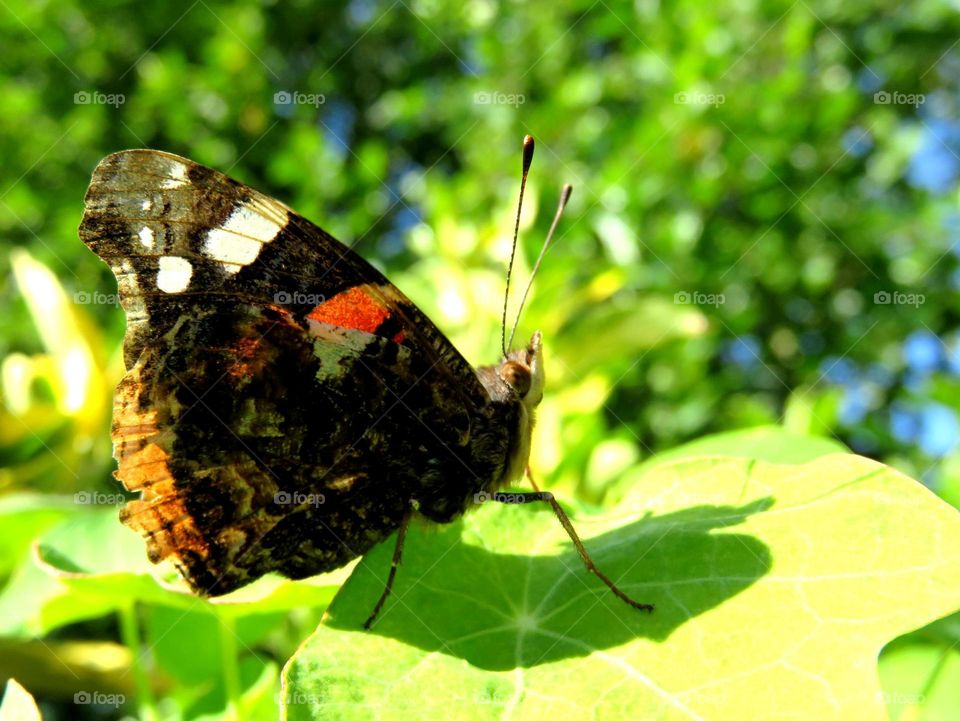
xmin=80 ymin=150 xmax=510 ymax=594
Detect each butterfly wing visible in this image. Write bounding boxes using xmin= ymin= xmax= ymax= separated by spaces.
xmin=80 ymin=150 xmax=510 ymax=594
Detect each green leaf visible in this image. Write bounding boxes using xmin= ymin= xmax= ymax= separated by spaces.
xmin=39 ymin=507 xmax=351 ymax=610
xmin=879 ymin=641 xmax=960 ymax=721
xmin=0 ymin=493 xmax=76 ymax=578
xmin=782 ymin=387 xmax=843 ymax=436
xmin=604 ymin=427 xmax=848 ymax=505
xmin=553 ymin=297 xmax=708 ymax=379
xmin=642 ymin=425 xmax=848 ymax=466
xmin=283 ymin=454 xmax=960 ymax=720
xmin=238 ymin=659 xmax=281 ymax=721
xmin=142 ymin=605 xmax=286 ymax=719
xmin=0 ymin=507 xmax=351 ymax=635
xmin=0 ymin=555 xmax=117 ymax=637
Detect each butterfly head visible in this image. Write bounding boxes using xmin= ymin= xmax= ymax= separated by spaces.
xmin=484 ymin=331 xmax=544 ymax=487
xmin=498 ymin=330 xmax=544 ymax=410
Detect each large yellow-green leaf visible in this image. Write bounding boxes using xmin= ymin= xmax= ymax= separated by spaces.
xmin=641 ymin=425 xmax=847 ymax=466
xmin=282 ymin=454 xmax=960 ymax=720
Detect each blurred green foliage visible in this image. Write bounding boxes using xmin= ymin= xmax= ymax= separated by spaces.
xmin=1 ymin=0 xmax=959 ymax=719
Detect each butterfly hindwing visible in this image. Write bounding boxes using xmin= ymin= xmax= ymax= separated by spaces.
xmin=80 ymin=150 xmax=511 ymax=594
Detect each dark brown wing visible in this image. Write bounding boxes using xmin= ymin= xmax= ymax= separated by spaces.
xmin=80 ymin=150 xmax=511 ymax=594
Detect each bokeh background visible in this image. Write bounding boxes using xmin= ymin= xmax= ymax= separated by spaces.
xmin=1 ymin=0 xmax=959 ymax=719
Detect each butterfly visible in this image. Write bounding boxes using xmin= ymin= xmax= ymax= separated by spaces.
xmin=79 ymin=137 xmax=652 ymax=627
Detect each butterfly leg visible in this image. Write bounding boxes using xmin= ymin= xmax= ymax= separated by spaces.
xmin=490 ymin=467 xmax=654 ymax=613
xmin=363 ymin=511 xmax=412 ymax=630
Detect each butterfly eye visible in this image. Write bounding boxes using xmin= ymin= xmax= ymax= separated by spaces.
xmin=499 ymin=361 xmax=531 ymax=398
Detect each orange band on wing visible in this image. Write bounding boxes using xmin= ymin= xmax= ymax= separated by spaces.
xmin=307 ymin=286 xmax=392 ymax=334
xmin=112 ymin=369 xmax=209 ymax=565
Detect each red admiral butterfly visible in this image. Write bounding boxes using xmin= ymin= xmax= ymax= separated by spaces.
xmin=79 ymin=136 xmax=652 ymax=627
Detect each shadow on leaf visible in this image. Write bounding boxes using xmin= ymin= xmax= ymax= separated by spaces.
xmin=325 ymin=498 xmax=772 ymax=670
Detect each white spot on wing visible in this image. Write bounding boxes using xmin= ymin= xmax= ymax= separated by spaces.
xmin=160 ymin=162 xmax=189 ymax=189
xmin=156 ymin=256 xmax=192 ymax=293
xmin=138 ymin=226 xmax=154 ymax=249
xmin=203 ymin=202 xmax=285 ymax=274
xmin=141 ymin=198 xmax=153 ymax=211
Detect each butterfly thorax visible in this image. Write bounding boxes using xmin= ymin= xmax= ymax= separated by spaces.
xmin=474 ymin=331 xmax=544 ymax=493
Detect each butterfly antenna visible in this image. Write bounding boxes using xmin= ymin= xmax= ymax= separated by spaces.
xmin=501 ymin=134 xmax=535 ymax=358
xmin=506 ymin=183 xmax=572 ymax=352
